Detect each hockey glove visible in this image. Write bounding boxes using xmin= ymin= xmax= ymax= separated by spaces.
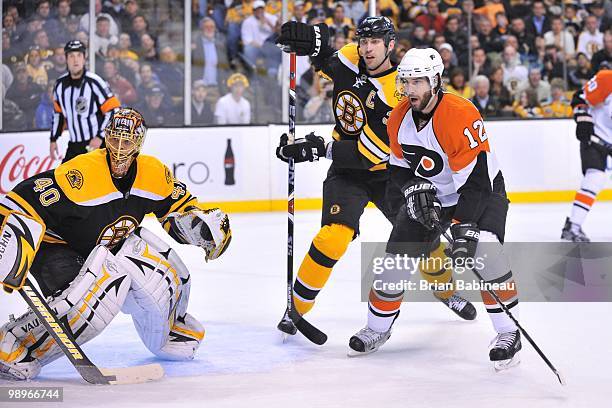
xmin=574 ymin=105 xmax=594 ymax=143
xmin=276 ymin=21 xmax=330 ymax=56
xmin=448 ymin=222 xmax=480 ymax=272
xmin=402 ymin=178 xmax=441 ymax=230
xmin=276 ymin=132 xmax=326 ymax=163
xmin=166 ymin=208 xmax=231 ymax=261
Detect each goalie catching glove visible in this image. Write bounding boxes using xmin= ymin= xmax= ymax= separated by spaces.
xmin=276 ymin=132 xmax=327 ymax=163
xmin=166 ymin=208 xmax=231 ymax=261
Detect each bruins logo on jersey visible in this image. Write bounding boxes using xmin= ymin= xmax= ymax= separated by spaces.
xmin=335 ymin=91 xmax=365 ymax=135
xmin=97 ymin=216 xmax=138 ymax=247
xmin=65 ymin=169 xmax=84 ymax=189
xmin=401 ymin=144 xmax=444 ymax=178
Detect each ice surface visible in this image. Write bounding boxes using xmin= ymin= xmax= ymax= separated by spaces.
xmin=1 ymin=203 xmax=611 ymax=407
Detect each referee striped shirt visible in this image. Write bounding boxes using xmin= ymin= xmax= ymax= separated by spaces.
xmin=51 ymin=70 xmax=120 ymax=142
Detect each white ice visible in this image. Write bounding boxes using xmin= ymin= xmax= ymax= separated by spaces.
xmin=1 ymin=203 xmax=611 ymax=407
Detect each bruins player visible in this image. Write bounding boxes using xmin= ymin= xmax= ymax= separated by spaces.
xmin=0 ymin=108 xmax=231 ymax=380
xmin=349 ymin=48 xmax=521 ymax=370
xmin=275 ymin=17 xmax=476 ymax=339
xmin=561 ymin=66 xmax=612 ymax=242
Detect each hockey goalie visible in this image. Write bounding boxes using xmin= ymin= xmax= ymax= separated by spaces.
xmin=0 ymin=107 xmax=232 ymax=380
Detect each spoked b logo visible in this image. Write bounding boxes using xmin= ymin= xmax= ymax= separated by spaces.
xmin=401 ymin=145 xmax=443 ymax=178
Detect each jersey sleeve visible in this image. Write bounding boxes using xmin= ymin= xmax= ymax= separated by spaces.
xmin=50 ymin=82 xmax=65 ymax=141
xmin=433 ymin=97 xmax=494 ymax=223
xmin=582 ymin=70 xmax=612 ymax=107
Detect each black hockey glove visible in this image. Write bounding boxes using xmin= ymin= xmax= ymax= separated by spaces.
xmin=402 ymin=178 xmax=441 ymax=230
xmin=276 ymin=21 xmax=330 ymax=56
xmin=448 ymin=222 xmax=480 ymax=271
xmin=276 ymin=132 xmax=326 ymax=163
xmin=574 ymin=105 xmax=594 ymax=143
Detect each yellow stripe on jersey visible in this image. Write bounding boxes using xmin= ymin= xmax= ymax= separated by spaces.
xmin=338 ymin=43 xmax=359 ymax=73
xmin=6 ymin=192 xmax=44 ymax=225
xmin=357 ymin=137 xmax=384 ymax=165
xmin=363 ymin=123 xmax=390 ymax=154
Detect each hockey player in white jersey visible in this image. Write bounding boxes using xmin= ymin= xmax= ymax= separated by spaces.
xmin=348 ymin=48 xmax=522 ymax=370
xmin=561 ymin=64 xmax=612 ymax=242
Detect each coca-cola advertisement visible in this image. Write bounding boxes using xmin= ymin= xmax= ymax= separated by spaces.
xmin=0 ymin=135 xmax=65 ymax=194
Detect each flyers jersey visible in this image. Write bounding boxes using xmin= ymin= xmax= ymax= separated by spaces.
xmin=582 ymin=70 xmax=612 ymax=143
xmin=315 ymin=43 xmax=403 ymax=170
xmin=388 ymin=92 xmax=501 ymax=208
xmin=0 ymin=149 xmax=201 ymax=257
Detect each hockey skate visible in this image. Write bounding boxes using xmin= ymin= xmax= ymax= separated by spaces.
xmin=561 ymin=217 xmax=590 ymax=242
xmin=277 ymin=308 xmax=298 ymax=341
xmin=348 ymin=326 xmax=392 ymax=357
xmin=489 ymin=330 xmax=522 ymax=371
xmin=434 ymin=293 xmax=477 ymax=320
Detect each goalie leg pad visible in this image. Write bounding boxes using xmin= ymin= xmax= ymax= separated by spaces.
xmin=0 ymin=245 xmax=130 ymax=377
xmin=117 ymin=228 xmax=203 ymax=360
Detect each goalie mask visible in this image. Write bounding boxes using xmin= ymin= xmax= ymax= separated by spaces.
xmin=105 ymin=108 xmax=147 ymax=178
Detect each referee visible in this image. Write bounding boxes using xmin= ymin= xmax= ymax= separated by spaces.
xmin=50 ymin=40 xmax=120 ymax=162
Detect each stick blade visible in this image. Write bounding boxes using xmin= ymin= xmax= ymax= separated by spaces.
xmin=98 ymin=364 xmax=164 ymax=385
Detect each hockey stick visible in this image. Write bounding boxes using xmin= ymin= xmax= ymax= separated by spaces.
xmin=18 ymin=277 xmax=164 ymax=385
xmin=435 ymin=223 xmax=566 ymax=386
xmin=278 ymin=52 xmax=327 ymax=345
xmin=590 ymin=134 xmax=612 ymax=155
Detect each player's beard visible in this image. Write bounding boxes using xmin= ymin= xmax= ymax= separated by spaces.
xmin=411 ymin=91 xmax=433 ymax=112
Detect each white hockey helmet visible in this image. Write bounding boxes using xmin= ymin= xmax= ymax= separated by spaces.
xmin=397 ymin=47 xmax=444 ymax=93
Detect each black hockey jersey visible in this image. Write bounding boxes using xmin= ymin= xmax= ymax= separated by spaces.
xmin=312 ymin=43 xmax=402 ymax=171
xmin=0 ymin=149 xmax=200 ymax=257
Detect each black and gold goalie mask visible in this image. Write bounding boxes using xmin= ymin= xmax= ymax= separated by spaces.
xmin=105 ymin=108 xmax=147 ymax=178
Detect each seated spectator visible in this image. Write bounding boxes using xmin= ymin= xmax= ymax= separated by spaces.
xmin=518 ymin=67 xmax=551 ymax=105
xmin=591 ymin=30 xmax=612 ymax=73
xmin=509 ymin=16 xmax=535 ymax=58
xmin=6 ymin=62 xmax=43 ymax=124
xmin=102 ymin=0 xmax=130 ymax=32
xmin=501 ymin=45 xmax=528 ymax=99
xmin=63 ymin=15 xmax=82 ymax=45
xmin=138 ymin=86 xmax=178 ymax=126
xmin=415 ymin=1 xmax=445 ymax=37
xmin=241 ymin=1 xmax=277 ymax=71
xmin=410 ymin=24 xmax=430 ymax=48
xmin=471 ymin=75 xmax=500 ymax=117
xmin=81 ymin=0 xmax=119 ymax=37
xmin=156 ymin=46 xmax=184 ymax=98
xmin=489 ymin=66 xmax=513 ymax=114
xmin=35 ymin=81 xmax=55 ymax=129
xmin=193 ymin=17 xmax=231 ymax=89
xmin=103 ymin=59 xmax=137 ymax=105
xmin=513 ymin=88 xmax=543 ymax=118
xmin=577 ymin=15 xmax=604 ymax=60
xmin=438 ymin=43 xmax=456 ymax=85
xmin=541 ymin=78 xmax=572 ymax=118
xmin=542 ymin=44 xmax=564 ymax=81
xmin=118 ymin=33 xmax=139 ymax=60
xmin=35 ymin=0 xmax=60 ymax=38
xmin=226 ymin=0 xmax=256 ymax=61
xmin=51 ymin=0 xmax=74 ymax=43
xmin=446 ymin=68 xmax=474 ymax=99
xmin=493 ymin=11 xmax=509 ymax=37
xmin=544 ymin=16 xmax=575 ymax=59
xmin=569 ymin=52 xmax=593 ymax=90
xmin=525 ymin=0 xmax=551 ymax=38
xmin=32 ymin=29 xmax=52 ymax=60
xmin=340 ymin=0 xmax=366 ymax=26
xmin=563 ymin=1 xmax=581 ymax=39
xmin=397 ymin=0 xmax=414 ymax=32
xmin=93 ymin=15 xmax=118 ymax=57
xmin=307 ymin=0 xmax=332 ymax=22
xmin=136 ymin=62 xmax=164 ymax=98
xmin=139 ymin=33 xmax=158 ymax=62
xmin=304 ymin=78 xmax=334 ymax=123
xmin=214 ymin=73 xmax=251 ymax=124
xmin=191 ymin=80 xmax=215 ymax=125
xmin=325 ymin=5 xmax=355 ymax=40
xmin=333 ymin=33 xmax=348 ymax=51
xmin=21 ymin=15 xmax=45 ymax=52
xmin=121 ymin=0 xmax=140 ymax=32
xmin=3 ymin=12 xmax=22 ymax=45
xmin=471 ymin=47 xmax=492 ymax=79
xmin=444 ymin=15 xmax=468 ymax=61
xmin=477 ymin=17 xmax=504 ymax=53
xmin=25 ymin=46 xmax=49 ymax=87
xmin=3 ymin=29 xmax=22 ymax=66
xmin=474 ymin=0 xmax=505 ymax=28
xmin=128 ymin=14 xmax=150 ymax=49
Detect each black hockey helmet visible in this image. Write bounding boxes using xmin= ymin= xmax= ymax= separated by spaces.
xmin=355 ymin=16 xmax=396 ymax=46
xmin=64 ymin=40 xmax=86 ymax=55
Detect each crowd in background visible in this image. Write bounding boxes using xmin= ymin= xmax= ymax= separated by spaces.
xmin=2 ymin=0 xmax=612 ymax=131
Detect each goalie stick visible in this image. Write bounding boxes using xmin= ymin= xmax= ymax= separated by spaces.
xmin=277 ymin=52 xmax=327 ymax=345
xmin=435 ymin=223 xmax=566 ymax=386
xmin=17 ymin=277 xmax=164 ymax=385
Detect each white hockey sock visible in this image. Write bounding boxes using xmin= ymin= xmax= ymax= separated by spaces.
xmin=570 ymin=169 xmax=606 ymax=227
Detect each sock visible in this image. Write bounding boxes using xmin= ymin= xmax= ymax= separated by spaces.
xmin=292 ymin=224 xmax=353 ymax=315
xmin=570 ymin=169 xmax=606 ymax=227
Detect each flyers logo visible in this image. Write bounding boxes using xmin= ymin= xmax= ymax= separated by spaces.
xmin=401 ymin=144 xmax=444 ymax=178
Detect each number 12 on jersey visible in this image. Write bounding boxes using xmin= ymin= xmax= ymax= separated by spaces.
xmin=463 ymin=119 xmax=488 ymax=149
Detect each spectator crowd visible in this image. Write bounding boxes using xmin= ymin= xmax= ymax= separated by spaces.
xmin=2 ymin=0 xmax=612 ymax=131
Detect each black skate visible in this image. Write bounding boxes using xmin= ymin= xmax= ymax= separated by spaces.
xmin=490 ymin=330 xmax=522 ymax=371
xmin=277 ymin=308 xmax=297 ymax=340
xmin=561 ymin=217 xmax=590 ymax=242
xmin=435 ymin=293 xmax=477 ymax=320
